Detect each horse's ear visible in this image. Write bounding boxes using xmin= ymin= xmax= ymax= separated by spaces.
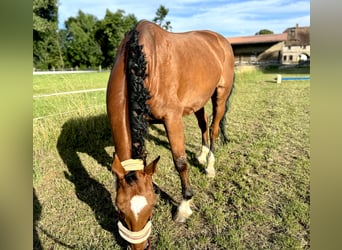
xmin=145 ymin=156 xmax=160 ymax=176
xmin=112 ymin=154 xmax=126 ymax=179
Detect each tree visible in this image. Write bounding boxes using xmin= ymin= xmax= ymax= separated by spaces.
xmin=63 ymin=11 xmax=102 ymax=69
xmin=152 ymin=5 xmax=172 ymax=31
xmin=255 ymin=29 xmax=274 ymax=35
xmin=33 ymin=0 xmax=63 ymax=69
xmin=33 ymin=4 xmax=138 ymax=69
xmin=95 ymin=9 xmax=137 ymax=68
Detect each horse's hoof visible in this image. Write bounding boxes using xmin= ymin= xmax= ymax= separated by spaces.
xmin=196 ymin=155 xmax=207 ymax=166
xmin=205 ymin=168 xmax=216 ymax=178
xmin=197 ymin=146 xmax=209 ymax=166
xmin=173 ymin=214 xmax=187 ymax=223
xmin=173 ymin=210 xmax=192 ymax=223
xmin=173 ymin=199 xmax=192 ymax=223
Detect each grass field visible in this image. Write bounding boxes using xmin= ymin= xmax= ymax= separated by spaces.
xmin=33 ymin=66 xmax=310 ymax=249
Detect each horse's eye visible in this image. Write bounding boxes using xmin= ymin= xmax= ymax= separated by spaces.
xmin=116 ymin=208 xmax=125 ymax=219
xmin=120 ymin=210 xmax=125 ymax=217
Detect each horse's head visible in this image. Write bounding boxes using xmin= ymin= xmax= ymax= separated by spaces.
xmin=112 ymin=154 xmax=159 ymax=250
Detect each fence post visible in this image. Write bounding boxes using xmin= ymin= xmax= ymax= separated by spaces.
xmin=276 ymin=74 xmax=282 ymax=84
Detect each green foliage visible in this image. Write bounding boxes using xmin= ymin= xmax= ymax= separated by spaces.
xmin=33 ymin=4 xmax=137 ymax=70
xmin=33 ymin=0 xmax=62 ymax=69
xmin=33 ymin=0 xmax=58 ymax=31
xmin=255 ymin=29 xmax=274 ymax=35
xmin=63 ymin=11 xmax=102 ymax=69
xmin=153 ymin=5 xmax=172 ymax=31
xmin=95 ymin=9 xmax=137 ymax=68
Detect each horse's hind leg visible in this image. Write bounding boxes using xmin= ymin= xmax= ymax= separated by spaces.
xmin=164 ymin=114 xmax=193 ymax=222
xmin=195 ymin=108 xmax=210 ymax=166
xmin=207 ymin=87 xmax=230 ymax=177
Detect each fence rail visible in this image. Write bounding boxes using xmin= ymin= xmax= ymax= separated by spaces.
xmin=33 ymin=88 xmax=106 ymax=98
xmin=33 ymin=70 xmax=111 ymax=75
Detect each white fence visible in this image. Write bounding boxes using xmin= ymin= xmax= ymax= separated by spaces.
xmin=33 ymin=70 xmax=107 ymax=75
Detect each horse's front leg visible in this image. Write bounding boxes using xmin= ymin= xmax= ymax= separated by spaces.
xmin=164 ymin=115 xmax=193 ymax=223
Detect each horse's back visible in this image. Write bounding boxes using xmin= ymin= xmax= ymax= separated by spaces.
xmin=135 ymin=20 xmax=234 ymax=117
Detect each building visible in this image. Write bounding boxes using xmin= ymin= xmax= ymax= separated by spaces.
xmin=282 ymin=24 xmax=310 ymax=64
xmin=227 ymin=33 xmax=287 ymax=64
xmin=227 ymin=24 xmax=310 ymax=65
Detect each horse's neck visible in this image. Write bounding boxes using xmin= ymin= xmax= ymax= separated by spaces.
xmin=107 ymin=57 xmax=132 ymax=162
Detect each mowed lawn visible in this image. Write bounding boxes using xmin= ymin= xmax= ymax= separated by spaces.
xmin=33 ymin=66 xmax=310 ymax=249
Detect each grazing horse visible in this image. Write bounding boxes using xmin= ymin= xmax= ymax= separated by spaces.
xmin=107 ymin=20 xmax=234 ymax=249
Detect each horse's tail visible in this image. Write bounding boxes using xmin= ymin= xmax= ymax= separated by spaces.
xmin=219 ymin=72 xmax=235 ymax=144
xmin=125 ymin=25 xmax=151 ymax=163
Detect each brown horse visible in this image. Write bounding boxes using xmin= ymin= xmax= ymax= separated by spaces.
xmin=107 ymin=20 xmax=234 ymax=249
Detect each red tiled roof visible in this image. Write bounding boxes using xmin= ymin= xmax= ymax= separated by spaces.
xmin=227 ymin=33 xmax=287 ymax=45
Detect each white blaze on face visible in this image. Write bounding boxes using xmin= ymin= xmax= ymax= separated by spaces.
xmin=130 ymin=195 xmax=148 ymax=220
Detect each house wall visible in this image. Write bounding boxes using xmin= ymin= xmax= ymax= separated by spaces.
xmin=282 ymin=45 xmax=310 ymax=64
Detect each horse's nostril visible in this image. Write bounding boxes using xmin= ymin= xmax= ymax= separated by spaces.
xmin=145 ymin=240 xmax=149 ymax=249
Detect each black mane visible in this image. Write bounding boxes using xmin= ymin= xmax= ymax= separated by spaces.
xmin=125 ymin=25 xmax=151 ymax=165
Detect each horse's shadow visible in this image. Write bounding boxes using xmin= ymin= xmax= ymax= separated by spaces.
xmin=33 ymin=188 xmax=43 ymax=250
xmin=56 ymin=114 xmax=205 ymax=248
xmin=56 ymin=114 xmax=128 ymax=248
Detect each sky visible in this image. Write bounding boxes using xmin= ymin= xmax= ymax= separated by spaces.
xmin=58 ymin=0 xmax=310 ymax=37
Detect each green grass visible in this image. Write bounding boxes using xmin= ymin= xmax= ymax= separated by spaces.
xmin=33 ymin=72 xmax=109 ymax=95
xmin=33 ymin=66 xmax=310 ymax=249
xmin=33 ymin=72 xmax=109 ymax=119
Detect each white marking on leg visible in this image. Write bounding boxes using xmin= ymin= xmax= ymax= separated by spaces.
xmin=130 ymin=195 xmax=148 ymax=220
xmin=197 ymin=145 xmax=209 ymax=165
xmin=175 ymin=199 xmax=193 ymax=223
xmin=206 ymin=151 xmax=215 ymax=177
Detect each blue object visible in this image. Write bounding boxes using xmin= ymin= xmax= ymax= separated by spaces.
xmin=274 ymin=76 xmax=310 ymax=81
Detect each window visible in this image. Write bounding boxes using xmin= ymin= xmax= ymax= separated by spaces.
xmin=283 ymin=55 xmax=287 ymax=61
xmin=289 ymin=55 xmax=293 ymax=61
xmin=290 ymin=28 xmax=295 ymax=37
xmin=288 ymin=46 xmax=291 ymax=50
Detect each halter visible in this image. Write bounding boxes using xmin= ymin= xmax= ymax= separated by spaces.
xmin=117 ymin=159 xmax=152 ymax=247
xmin=121 ymin=159 xmax=144 ymax=171
xmin=118 ymin=220 xmax=152 ymax=244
